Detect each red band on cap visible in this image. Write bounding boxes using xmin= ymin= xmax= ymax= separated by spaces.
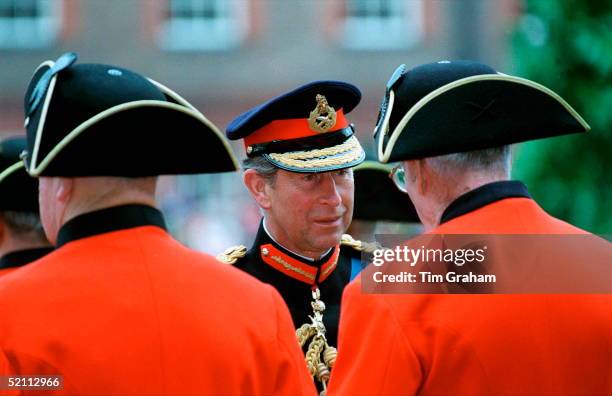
xmin=244 ymin=109 xmax=348 ymax=149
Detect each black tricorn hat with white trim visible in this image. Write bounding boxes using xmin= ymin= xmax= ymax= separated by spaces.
xmin=22 ymin=52 xmax=238 ymax=177
xmin=374 ymin=60 xmax=590 ymax=163
xmin=0 ymin=137 xmax=39 ymax=212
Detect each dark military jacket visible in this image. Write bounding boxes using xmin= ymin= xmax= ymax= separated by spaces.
xmin=219 ymin=221 xmax=372 ymax=347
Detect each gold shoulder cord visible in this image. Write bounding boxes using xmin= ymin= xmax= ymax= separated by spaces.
xmin=296 ymin=287 xmax=337 ymax=395
xmin=216 ymin=245 xmax=247 ymax=265
xmin=341 ymin=233 xmax=379 ymax=253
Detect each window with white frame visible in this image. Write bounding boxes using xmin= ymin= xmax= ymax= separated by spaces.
xmin=159 ymin=0 xmax=248 ymax=51
xmin=0 ymin=0 xmax=60 ymax=49
xmin=341 ymin=0 xmax=424 ymax=50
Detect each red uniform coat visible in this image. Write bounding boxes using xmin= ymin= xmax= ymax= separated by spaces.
xmin=0 ymin=205 xmax=315 ymax=396
xmin=328 ymin=181 xmax=611 ymax=396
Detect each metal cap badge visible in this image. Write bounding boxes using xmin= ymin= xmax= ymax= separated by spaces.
xmin=308 ymin=94 xmax=337 ymax=133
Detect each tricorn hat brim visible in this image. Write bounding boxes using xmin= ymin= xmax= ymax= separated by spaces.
xmin=353 ymin=161 xmax=419 ymax=223
xmin=377 ymin=74 xmax=590 ymax=163
xmin=24 ymin=57 xmax=238 ymax=177
xmin=0 ymin=138 xmax=39 ymax=212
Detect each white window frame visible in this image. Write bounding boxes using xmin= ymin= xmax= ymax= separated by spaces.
xmin=159 ymin=0 xmax=248 ymax=51
xmin=0 ymin=0 xmax=61 ymax=49
xmin=341 ymin=0 xmax=424 ymax=50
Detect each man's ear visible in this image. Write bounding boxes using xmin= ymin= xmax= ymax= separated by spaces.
xmin=404 ymin=159 xmax=427 ymax=194
xmin=56 ymin=177 xmax=73 ymax=205
xmin=417 ymin=159 xmax=428 ymax=195
xmin=243 ymin=170 xmax=272 ymax=210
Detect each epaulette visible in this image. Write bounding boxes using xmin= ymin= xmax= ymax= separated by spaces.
xmin=216 ymin=245 xmax=247 ymax=265
xmin=340 ymin=234 xmax=379 ymax=254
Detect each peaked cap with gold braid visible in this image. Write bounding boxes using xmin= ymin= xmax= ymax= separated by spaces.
xmin=226 ymin=81 xmax=366 ymax=173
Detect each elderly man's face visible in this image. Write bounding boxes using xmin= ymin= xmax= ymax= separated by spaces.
xmin=264 ymin=168 xmax=354 ymax=257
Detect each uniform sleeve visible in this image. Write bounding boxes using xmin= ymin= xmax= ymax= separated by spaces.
xmin=327 ymin=278 xmax=422 ymax=396
xmin=269 ymin=287 xmax=317 ymax=396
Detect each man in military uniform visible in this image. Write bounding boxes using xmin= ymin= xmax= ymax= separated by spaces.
xmin=0 ymin=53 xmax=315 ymax=396
xmin=0 ymin=137 xmax=52 ymax=277
xmin=219 ymin=81 xmax=373 ymax=390
xmin=328 ymin=61 xmax=612 ymax=395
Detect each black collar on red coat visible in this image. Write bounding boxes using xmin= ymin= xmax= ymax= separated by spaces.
xmin=440 ymin=180 xmax=531 ymax=225
xmin=56 ymin=204 xmax=167 ymax=248
xmin=0 ymin=247 xmax=54 ymax=270
xmin=250 ymin=220 xmax=340 ymax=285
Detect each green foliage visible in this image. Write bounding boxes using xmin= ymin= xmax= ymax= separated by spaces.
xmin=511 ymin=0 xmax=612 ymax=232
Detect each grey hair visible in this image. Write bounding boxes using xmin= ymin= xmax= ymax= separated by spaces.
xmin=242 ymin=156 xmax=279 ymax=184
xmin=1 ymin=210 xmax=47 ymax=241
xmin=427 ymin=145 xmax=512 ymax=179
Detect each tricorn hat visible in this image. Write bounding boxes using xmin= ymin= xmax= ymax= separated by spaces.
xmin=226 ymin=81 xmax=366 ymax=173
xmin=353 ymin=161 xmax=419 ymax=223
xmin=0 ymin=137 xmax=39 ymax=212
xmin=22 ymin=52 xmax=238 ymax=177
xmin=374 ymin=60 xmax=590 ymax=163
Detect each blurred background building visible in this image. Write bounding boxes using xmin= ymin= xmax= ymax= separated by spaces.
xmin=1 ymin=0 xmax=609 ymax=251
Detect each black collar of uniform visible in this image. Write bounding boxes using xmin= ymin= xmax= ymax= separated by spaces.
xmin=0 ymin=247 xmax=54 ymax=270
xmin=252 ymin=220 xmax=336 ymax=268
xmin=440 ymin=180 xmax=531 ymax=224
xmin=57 ymin=204 xmax=167 ymax=248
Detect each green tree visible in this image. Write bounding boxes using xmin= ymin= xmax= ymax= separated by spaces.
xmin=511 ymin=0 xmax=612 ymax=233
